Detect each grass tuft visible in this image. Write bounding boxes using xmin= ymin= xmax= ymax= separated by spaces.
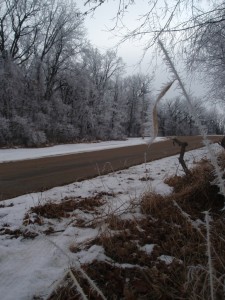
xmin=29 ymin=194 xmax=105 ymax=220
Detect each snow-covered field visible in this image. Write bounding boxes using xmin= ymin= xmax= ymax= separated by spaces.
xmin=0 ymin=142 xmax=220 ymax=300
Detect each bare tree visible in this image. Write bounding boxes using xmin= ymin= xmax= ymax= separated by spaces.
xmin=0 ymin=0 xmax=43 ymax=64
xmin=122 ymin=74 xmax=151 ymax=137
xmin=187 ymin=7 xmax=225 ymax=102
xmin=33 ymin=0 xmax=85 ymax=101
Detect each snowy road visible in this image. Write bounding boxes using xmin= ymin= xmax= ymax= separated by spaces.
xmin=0 ymin=136 xmax=219 ymax=200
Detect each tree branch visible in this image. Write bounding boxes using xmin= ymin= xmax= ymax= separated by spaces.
xmin=172 ymin=138 xmax=190 ymax=175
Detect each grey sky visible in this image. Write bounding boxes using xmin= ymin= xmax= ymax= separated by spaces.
xmin=76 ymin=0 xmax=207 ymax=98
xmin=77 ymin=1 xmax=152 ymax=72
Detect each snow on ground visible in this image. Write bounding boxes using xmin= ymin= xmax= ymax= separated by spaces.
xmin=0 ymin=137 xmax=166 ymax=163
xmin=0 ymin=143 xmax=221 ymax=300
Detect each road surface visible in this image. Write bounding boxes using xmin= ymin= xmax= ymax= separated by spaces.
xmin=0 ymin=136 xmax=219 ymax=200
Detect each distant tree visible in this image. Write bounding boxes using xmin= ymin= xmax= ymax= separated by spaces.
xmin=202 ymin=109 xmax=224 ymax=135
xmin=157 ymin=97 xmax=206 ymax=136
xmin=81 ymin=46 xmax=125 ymax=139
xmin=123 ymin=74 xmax=151 ymax=137
xmin=0 ymin=51 xmax=25 ymax=119
xmin=109 ymin=75 xmax=128 ymax=139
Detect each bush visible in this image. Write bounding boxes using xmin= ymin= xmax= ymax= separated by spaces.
xmin=10 ymin=116 xmax=46 ymax=147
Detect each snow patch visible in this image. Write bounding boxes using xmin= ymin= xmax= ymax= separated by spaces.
xmin=140 ymin=244 xmax=155 ymax=255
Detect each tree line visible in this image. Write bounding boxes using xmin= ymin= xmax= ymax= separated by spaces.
xmin=0 ymin=0 xmax=223 ymax=147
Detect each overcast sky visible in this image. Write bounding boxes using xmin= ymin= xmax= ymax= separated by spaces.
xmin=76 ymin=0 xmax=207 ymax=98
xmin=77 ymin=1 xmax=153 ymax=72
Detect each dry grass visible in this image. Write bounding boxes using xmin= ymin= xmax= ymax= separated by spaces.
xmin=48 ymin=269 xmax=103 ymax=300
xmin=47 ymin=159 xmax=225 ymax=299
xmin=28 ymin=193 xmax=106 ymax=220
xmin=165 ymin=160 xmax=224 ymax=218
xmin=140 ymin=192 xmax=167 ymax=215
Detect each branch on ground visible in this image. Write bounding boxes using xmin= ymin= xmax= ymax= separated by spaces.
xmin=172 ymin=138 xmax=190 ymax=175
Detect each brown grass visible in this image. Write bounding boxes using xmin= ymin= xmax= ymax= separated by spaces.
xmin=48 ymin=269 xmax=103 ymax=300
xmin=47 ymin=159 xmax=225 ymax=299
xmin=29 ymin=193 xmax=106 ymax=220
xmin=165 ymin=160 xmax=224 ymax=218
xmin=140 ymin=192 xmax=166 ymax=215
